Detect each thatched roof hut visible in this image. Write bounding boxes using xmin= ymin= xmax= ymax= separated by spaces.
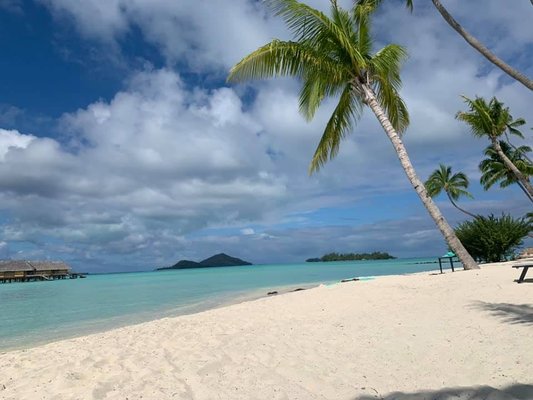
xmin=0 ymin=260 xmax=71 ymax=282
xmin=0 ymin=260 xmax=35 ymax=272
xmin=29 ymin=261 xmax=71 ymax=272
xmin=0 ymin=260 xmax=71 ymax=272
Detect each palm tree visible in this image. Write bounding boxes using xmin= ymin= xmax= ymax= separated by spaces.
xmin=479 ymin=141 xmax=533 ymax=202
xmin=357 ymin=0 xmax=533 ymax=90
xmin=228 ymin=0 xmax=478 ymax=270
xmin=430 ymin=0 xmax=533 ymax=91
xmin=456 ymin=96 xmax=533 ymax=199
xmin=425 ymin=164 xmax=477 ymax=218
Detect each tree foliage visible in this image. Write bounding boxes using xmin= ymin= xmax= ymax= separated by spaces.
xmin=456 ymin=96 xmax=525 ymax=140
xmin=479 ymin=141 xmax=533 ymax=190
xmin=307 ymin=251 xmax=395 ymax=262
xmin=425 ymin=164 xmax=476 ymax=218
xmin=425 ymin=164 xmax=471 ymax=200
xmin=228 ymin=0 xmax=409 ymax=173
xmin=454 ymin=215 xmax=531 ymax=262
xmin=457 ymin=96 xmax=533 ymax=200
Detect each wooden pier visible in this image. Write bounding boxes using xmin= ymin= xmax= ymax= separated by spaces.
xmin=0 ymin=260 xmax=85 ymax=284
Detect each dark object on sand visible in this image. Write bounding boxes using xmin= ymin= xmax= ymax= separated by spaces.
xmin=513 ymin=263 xmax=532 ymax=283
xmin=340 ymin=277 xmax=359 ymax=283
xmin=267 ymin=291 xmax=278 ymax=295
xmin=291 ymin=288 xmax=306 ymax=292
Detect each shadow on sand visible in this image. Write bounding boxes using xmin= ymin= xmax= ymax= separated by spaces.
xmin=472 ymin=302 xmax=533 ymax=326
xmin=353 ymin=383 xmax=533 ymax=400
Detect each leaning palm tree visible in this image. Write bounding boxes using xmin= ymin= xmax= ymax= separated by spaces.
xmin=228 ymin=0 xmax=478 ymax=270
xmin=356 ymin=0 xmax=533 ymax=91
xmin=479 ymin=141 xmax=533 ymax=202
xmin=430 ymin=0 xmax=533 ymax=91
xmin=425 ymin=164 xmax=477 ymax=218
xmin=456 ymin=96 xmax=533 ymax=199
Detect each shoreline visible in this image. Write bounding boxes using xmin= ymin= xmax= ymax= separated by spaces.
xmin=0 ymin=277 xmax=351 ymax=353
xmin=1 ymin=261 xmax=531 ymax=399
xmin=0 ymin=265 xmax=435 ymax=353
xmin=0 ymin=263 xmax=500 ymax=350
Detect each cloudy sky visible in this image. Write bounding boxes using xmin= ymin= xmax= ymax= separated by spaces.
xmin=0 ymin=0 xmax=531 ymax=272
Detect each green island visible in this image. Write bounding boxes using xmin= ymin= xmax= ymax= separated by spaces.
xmin=156 ymin=253 xmax=252 ymax=270
xmin=306 ymin=252 xmax=396 ymax=262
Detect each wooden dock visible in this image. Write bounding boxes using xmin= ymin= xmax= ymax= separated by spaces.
xmin=0 ymin=273 xmax=87 ymax=284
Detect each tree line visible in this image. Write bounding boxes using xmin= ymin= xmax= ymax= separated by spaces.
xmin=306 ymin=252 xmax=396 ymax=262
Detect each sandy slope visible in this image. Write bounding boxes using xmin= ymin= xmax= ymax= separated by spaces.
xmin=0 ymin=262 xmax=532 ymax=400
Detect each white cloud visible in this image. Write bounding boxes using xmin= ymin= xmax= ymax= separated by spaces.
xmin=37 ymin=0 xmax=285 ymax=70
xmin=0 ymin=0 xmax=532 ymax=270
xmin=0 ymin=129 xmax=35 ymax=160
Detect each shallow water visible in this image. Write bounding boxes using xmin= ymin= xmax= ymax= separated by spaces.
xmin=0 ymin=258 xmax=446 ymax=350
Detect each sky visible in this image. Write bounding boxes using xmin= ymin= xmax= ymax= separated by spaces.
xmin=0 ymin=0 xmax=531 ymax=272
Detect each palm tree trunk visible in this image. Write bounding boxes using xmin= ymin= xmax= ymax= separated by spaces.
xmin=516 ymin=181 xmax=533 ymax=203
xmin=432 ymin=0 xmax=533 ymax=91
xmin=446 ymin=193 xmax=477 ymax=218
xmin=361 ymin=83 xmax=479 ymax=270
xmin=491 ymin=138 xmax=533 ymax=199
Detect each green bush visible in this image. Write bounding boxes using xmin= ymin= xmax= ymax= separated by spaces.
xmin=455 ymin=214 xmax=531 ymax=262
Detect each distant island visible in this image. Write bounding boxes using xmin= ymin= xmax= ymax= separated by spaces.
xmin=306 ymin=252 xmax=396 ymax=262
xmin=156 ymin=253 xmax=252 ymax=270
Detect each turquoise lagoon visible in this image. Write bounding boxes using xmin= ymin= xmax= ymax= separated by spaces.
xmin=0 ymin=258 xmax=446 ymax=351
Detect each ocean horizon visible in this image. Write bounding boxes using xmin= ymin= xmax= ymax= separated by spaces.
xmin=0 ymin=257 xmax=452 ymax=351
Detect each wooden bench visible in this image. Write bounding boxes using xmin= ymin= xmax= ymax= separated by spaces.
xmin=513 ymin=262 xmax=533 ymax=283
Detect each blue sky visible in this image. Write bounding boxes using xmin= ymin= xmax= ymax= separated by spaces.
xmin=0 ymin=0 xmax=531 ymax=272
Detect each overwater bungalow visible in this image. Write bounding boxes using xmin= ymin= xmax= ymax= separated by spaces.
xmin=0 ymin=260 xmax=74 ymax=283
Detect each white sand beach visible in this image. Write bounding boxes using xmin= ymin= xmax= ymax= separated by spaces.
xmin=0 ymin=262 xmax=532 ymax=400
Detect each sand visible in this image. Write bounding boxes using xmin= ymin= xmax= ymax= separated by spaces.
xmin=0 ymin=262 xmax=532 ymax=400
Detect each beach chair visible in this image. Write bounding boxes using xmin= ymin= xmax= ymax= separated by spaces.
xmin=513 ymin=248 xmax=533 ymax=283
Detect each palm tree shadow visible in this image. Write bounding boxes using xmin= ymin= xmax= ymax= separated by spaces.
xmin=353 ymin=384 xmax=533 ymax=399
xmin=472 ymin=301 xmax=533 ymax=326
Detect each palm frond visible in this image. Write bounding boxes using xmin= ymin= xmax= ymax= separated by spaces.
xmin=425 ymin=179 xmax=443 ymax=197
xmin=299 ymin=72 xmax=346 ymax=121
xmin=479 ymin=141 xmax=533 ymax=190
xmin=371 ymin=44 xmax=407 ymax=90
xmin=374 ymin=81 xmax=409 ymax=133
xmin=309 ymin=83 xmax=363 ymax=173
xmin=332 ymin=2 xmax=372 ymax=58
xmin=456 ymin=95 xmax=522 ymax=140
xmin=450 ymin=187 xmax=473 ymax=200
xmin=424 ymin=163 xmax=472 ymax=200
xmin=229 ymin=0 xmax=412 ymax=173
xmin=353 ymin=0 xmax=413 ymax=14
xmin=456 ymin=96 xmax=494 ymax=137
xmin=352 ymin=0 xmax=374 ymax=56
xmin=507 ymin=117 xmax=526 ymax=138
xmin=267 ymin=0 xmax=367 ymax=68
xmin=371 ymin=44 xmax=409 ymax=132
xmin=228 ymin=40 xmax=340 ymax=83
